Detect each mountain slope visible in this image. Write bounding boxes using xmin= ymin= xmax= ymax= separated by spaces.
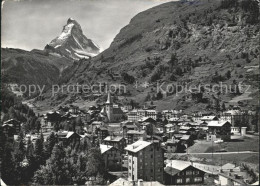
xmin=1 ymin=48 xmax=73 ymax=86
xmin=37 ymin=0 xmax=260 ymax=112
xmin=45 ymin=18 xmax=100 ymax=60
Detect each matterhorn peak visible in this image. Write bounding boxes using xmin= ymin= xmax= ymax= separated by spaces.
xmin=45 ymin=18 xmax=100 ymax=60
xmin=67 ymin=18 xmax=81 ymax=28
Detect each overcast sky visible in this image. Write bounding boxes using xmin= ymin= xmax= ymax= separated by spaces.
xmin=2 ymin=0 xmax=175 ymax=51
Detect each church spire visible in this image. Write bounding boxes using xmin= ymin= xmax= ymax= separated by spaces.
xmin=106 ymin=91 xmax=112 ymax=104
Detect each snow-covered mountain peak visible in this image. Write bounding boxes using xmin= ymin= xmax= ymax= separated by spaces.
xmin=45 ymin=18 xmax=100 ymax=60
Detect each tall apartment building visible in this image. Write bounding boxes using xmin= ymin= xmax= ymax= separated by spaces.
xmin=124 ymin=141 xmax=164 ymax=184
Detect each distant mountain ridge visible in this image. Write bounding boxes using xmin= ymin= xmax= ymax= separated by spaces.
xmin=45 ymin=18 xmax=100 ymax=60
xmin=1 ymin=48 xmax=73 ymax=88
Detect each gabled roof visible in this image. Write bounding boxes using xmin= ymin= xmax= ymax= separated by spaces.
xmin=100 ymin=144 xmax=113 ymax=154
xmin=165 ymin=160 xmax=191 ymax=176
xmin=123 ymin=124 xmax=137 ymax=129
xmin=201 ymin=115 xmax=218 ymax=121
xmin=109 ymin=178 xmax=164 ymax=186
xmin=208 ymin=121 xmax=231 ymax=127
xmin=109 ymin=178 xmax=132 ymax=186
xmin=2 ymin=124 xmax=14 ymax=128
xmin=138 ymin=117 xmax=156 ymax=123
xmin=221 ymin=163 xmax=236 ymax=170
xmin=3 ymin=119 xmax=19 ymax=124
xmin=165 ymin=124 xmax=174 ymax=128
xmin=124 ymin=141 xmax=151 ymax=153
xmin=113 ymin=107 xmax=124 ymax=114
xmin=164 ymin=166 xmax=182 ymax=176
xmin=180 ymin=135 xmax=190 ymax=140
xmin=127 ymin=130 xmax=146 ymax=135
xmin=104 ymin=136 xmax=124 ymax=142
xmin=168 ymin=117 xmax=179 ymax=122
xmin=66 ymin=132 xmax=75 ymax=138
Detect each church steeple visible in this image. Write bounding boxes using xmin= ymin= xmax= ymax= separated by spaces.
xmin=106 ymin=91 xmax=112 ymax=105
xmin=105 ymin=91 xmax=113 ymax=122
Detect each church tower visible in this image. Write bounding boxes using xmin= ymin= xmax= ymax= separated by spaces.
xmin=105 ymin=92 xmax=113 ymax=122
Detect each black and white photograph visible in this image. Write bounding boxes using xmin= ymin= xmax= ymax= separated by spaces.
xmin=1 ymin=0 xmax=259 ymax=185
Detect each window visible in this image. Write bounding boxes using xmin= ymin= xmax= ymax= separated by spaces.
xmin=194 ymin=170 xmax=200 ymax=175
xmin=186 ymin=170 xmax=192 ymax=175
xmin=177 ymin=179 xmax=182 ymax=183
xmin=151 ymin=169 xmax=153 ymax=173
xmin=186 ymin=178 xmax=190 ymax=183
xmin=151 ymin=155 xmax=153 ymax=158
xmin=129 ymin=166 xmax=131 ymax=170
xmin=194 ymin=177 xmax=202 ymax=182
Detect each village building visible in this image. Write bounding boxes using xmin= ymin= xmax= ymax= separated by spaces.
xmin=90 ymin=121 xmax=104 ymax=132
xmin=127 ymin=109 xmax=157 ymax=122
xmin=100 ymin=144 xmax=122 ymax=171
xmin=207 ymin=121 xmax=232 ymax=141
xmin=122 ymin=123 xmax=138 ymax=138
xmin=124 ymin=141 xmax=164 ymax=183
xmin=216 ymin=164 xmax=250 ymax=186
xmin=1 ymin=124 xmax=16 ymax=141
xmin=109 ymin=178 xmax=164 ymax=186
xmin=164 ymin=138 xmax=179 ymax=153
xmin=57 ymin=131 xmax=81 ymax=146
xmin=126 ymin=130 xmax=147 ymax=144
xmin=96 ymin=126 xmax=109 ymax=143
xmin=103 ymin=135 xmax=126 ymax=152
xmin=201 ymin=115 xmax=219 ymax=122
xmin=3 ymin=119 xmax=21 ymax=134
xmin=164 ymin=160 xmax=206 ymax=185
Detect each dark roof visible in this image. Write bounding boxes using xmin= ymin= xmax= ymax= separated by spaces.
xmin=123 ymin=125 xmax=137 ymax=129
xmin=164 ymin=166 xmax=181 ymax=176
xmin=113 ymin=108 xmax=124 ymax=114
xmin=98 ymin=127 xmax=108 ymax=131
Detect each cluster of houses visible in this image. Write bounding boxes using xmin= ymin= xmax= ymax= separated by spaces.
xmin=0 ymin=92 xmax=258 ymax=185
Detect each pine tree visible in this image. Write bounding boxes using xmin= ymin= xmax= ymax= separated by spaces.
xmin=1 ymin=144 xmax=17 ymax=184
xmin=45 ymin=132 xmax=57 ymax=158
xmin=168 ymin=53 xmax=178 ymax=71
xmin=33 ymin=144 xmax=72 ymax=185
xmin=87 ymin=147 xmax=105 ymax=178
xmin=34 ymin=134 xmax=45 ymax=165
xmin=222 ymin=102 xmax=226 ymax=111
xmin=14 ymin=131 xmax=26 ymax=163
